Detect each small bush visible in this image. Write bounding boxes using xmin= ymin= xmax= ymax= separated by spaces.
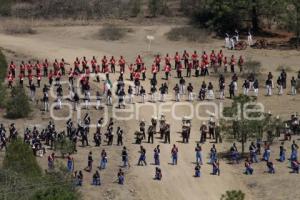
xmin=0 ymin=50 xmax=8 ymax=108
xmin=0 ymin=83 xmax=7 ymax=108
xmin=5 ymin=86 xmax=32 ymax=119
xmin=243 ymin=60 xmax=262 ymax=77
xmin=1 ymin=137 xmax=80 ymax=200
xmin=32 ymin=168 xmax=80 ymax=200
xmin=276 ymin=65 xmax=293 ymax=72
xmin=191 ymin=5 xmax=243 ymax=36
xmin=165 ymin=26 xmax=210 ymax=42
xmin=98 ymin=24 xmax=133 ymax=41
xmin=0 ymin=0 xmax=11 ymax=16
xmin=220 ymin=190 xmax=245 ymax=200
xmin=130 ymin=0 xmax=142 ymax=17
xmin=2 ymin=20 xmax=37 ymax=35
xmin=54 ymin=137 xmax=75 ymax=158
xmin=148 ymin=0 xmax=164 ymax=17
xmin=3 ymin=138 xmax=42 ymax=178
xmin=0 ymin=50 xmax=8 ymax=81
xmin=296 ymin=79 xmax=300 ymax=91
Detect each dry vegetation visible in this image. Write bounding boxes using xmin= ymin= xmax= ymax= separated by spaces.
xmin=1 ymin=19 xmax=36 ymax=35
xmin=165 ymin=26 xmax=210 ymax=42
xmin=276 ymin=65 xmax=293 ymax=72
xmin=98 ymin=24 xmax=133 ymax=41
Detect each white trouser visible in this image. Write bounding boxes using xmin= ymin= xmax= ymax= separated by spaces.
xmin=225 ymin=38 xmax=230 ymax=48
xmin=249 ymin=82 xmax=254 ymax=90
xmin=151 ymin=93 xmax=156 ymax=102
xmin=160 ymin=94 xmax=165 ymax=102
xmin=220 ymin=90 xmax=225 ymax=99
xmin=44 ymin=102 xmax=49 ymax=111
xmin=175 ymin=93 xmax=180 ymax=102
xmin=128 ymin=94 xmax=133 ymax=104
xmin=188 ymin=92 xmax=193 ymax=101
xmin=180 ymin=85 xmax=185 ymax=95
xmin=107 ymin=96 xmax=112 ymax=105
xmin=96 ymin=99 xmax=101 ymax=109
xmin=122 ymin=96 xmax=125 ymax=105
xmin=207 ymin=90 xmax=214 ymax=100
xmin=141 ymin=94 xmax=145 ymax=103
xmin=254 ymin=88 xmax=258 ymax=96
xmin=58 ymin=97 xmax=62 ymax=109
xmin=243 ymin=88 xmax=249 ymax=95
xmin=85 ymin=99 xmax=89 ymax=109
xmin=292 ymin=86 xmax=297 ymax=95
xmin=248 ymin=35 xmax=253 ymax=46
xmin=266 ymin=85 xmax=272 ymax=96
xmin=278 ymin=85 xmax=283 ymax=95
xmin=233 ymin=81 xmax=237 ymax=91
xmin=135 ymin=86 xmax=140 ymax=95
xmin=231 ymin=40 xmax=235 ymax=49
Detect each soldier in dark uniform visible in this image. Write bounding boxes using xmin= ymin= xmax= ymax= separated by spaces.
xmin=164 ymin=123 xmax=171 ymax=144
xmin=148 ymin=125 xmax=155 ymax=144
xmin=139 ymin=119 xmax=146 ymax=139
xmin=208 ymin=117 xmax=215 ymax=139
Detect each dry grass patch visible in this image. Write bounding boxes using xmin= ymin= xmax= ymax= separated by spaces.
xmin=98 ymin=24 xmax=133 ymax=41
xmin=276 ymin=65 xmax=293 ymax=72
xmin=1 ymin=19 xmax=37 ymax=35
xmin=165 ymin=26 xmax=210 ymax=42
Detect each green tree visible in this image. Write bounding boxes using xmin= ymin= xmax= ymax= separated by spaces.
xmin=3 ymin=138 xmax=42 ymax=178
xmin=0 ymin=50 xmax=8 ymax=108
xmin=31 ymin=167 xmax=80 ymax=200
xmin=0 ymin=50 xmax=8 ymax=81
xmin=130 ymin=0 xmax=141 ymax=17
xmin=1 ymin=139 xmax=81 ymax=200
xmin=221 ymin=94 xmax=269 ymax=153
xmin=283 ymin=1 xmax=300 ymax=47
xmin=54 ymin=136 xmax=76 ymax=158
xmin=0 ymin=0 xmax=11 ymax=16
xmin=221 ymin=190 xmax=245 ymax=200
xmin=0 ymin=82 xmax=7 ymax=108
xmin=191 ymin=0 xmax=285 ymax=34
xmin=148 ymin=0 xmax=163 ymax=17
xmin=5 ymin=86 xmax=32 ymax=119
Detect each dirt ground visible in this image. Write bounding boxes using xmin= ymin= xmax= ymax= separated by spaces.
xmin=0 ymin=21 xmax=300 ymax=200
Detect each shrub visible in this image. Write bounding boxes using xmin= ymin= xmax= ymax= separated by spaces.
xmin=130 ymin=0 xmax=141 ymax=17
xmin=31 ymin=168 xmax=80 ymax=200
xmin=243 ymin=60 xmax=262 ymax=77
xmin=220 ymin=190 xmax=245 ymax=200
xmin=0 ymin=0 xmax=11 ymax=16
xmin=276 ymin=65 xmax=293 ymax=72
xmin=3 ymin=138 xmax=42 ymax=178
xmin=148 ymin=0 xmax=163 ymax=17
xmin=2 ymin=20 xmax=37 ymax=35
xmin=165 ymin=26 xmax=210 ymax=42
xmin=32 ymin=186 xmax=80 ymax=200
xmin=5 ymin=86 xmax=32 ymax=119
xmin=0 ymin=50 xmax=8 ymax=108
xmin=296 ymin=79 xmax=300 ymax=91
xmin=0 ymin=83 xmax=7 ymax=108
xmin=98 ymin=24 xmax=133 ymax=41
xmin=54 ymin=137 xmax=75 ymax=158
xmin=0 ymin=50 xmax=8 ymax=81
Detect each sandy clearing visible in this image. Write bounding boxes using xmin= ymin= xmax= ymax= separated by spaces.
xmin=0 ymin=23 xmax=300 ymax=200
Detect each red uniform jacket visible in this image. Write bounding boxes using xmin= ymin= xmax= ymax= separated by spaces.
xmin=164 ymin=65 xmax=171 ymax=72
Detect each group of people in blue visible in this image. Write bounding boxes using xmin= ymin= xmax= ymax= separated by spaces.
xmin=63 ymin=136 xmax=299 ymax=187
